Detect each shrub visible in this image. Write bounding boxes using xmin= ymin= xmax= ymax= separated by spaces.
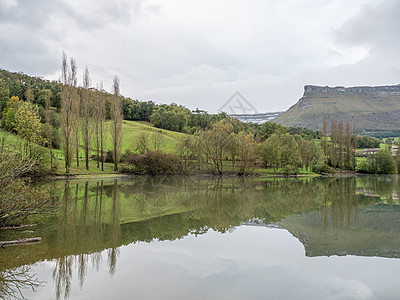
xmin=105 ymin=150 xmax=114 ymax=163
xmin=374 ymin=150 xmax=396 ymax=174
xmin=312 ymin=162 xmax=335 ymax=174
xmin=123 ymin=151 xmax=184 ymax=175
xmin=357 ymin=150 xmax=396 ymax=174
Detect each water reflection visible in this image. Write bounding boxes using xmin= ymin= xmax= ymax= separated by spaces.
xmin=0 ymin=176 xmax=399 ymax=299
xmin=0 ymin=266 xmax=42 ymax=300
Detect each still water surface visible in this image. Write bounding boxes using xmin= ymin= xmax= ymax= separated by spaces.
xmin=1 ymin=176 xmax=400 ymax=299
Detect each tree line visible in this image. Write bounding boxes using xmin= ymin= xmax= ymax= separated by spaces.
xmin=59 ymin=53 xmax=123 ymax=173
xmin=1 ymin=68 xmax=321 ymax=139
xmin=3 ymin=61 xmax=400 ymax=176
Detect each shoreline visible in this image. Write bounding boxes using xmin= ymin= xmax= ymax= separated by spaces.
xmin=35 ymin=169 xmax=398 ymax=182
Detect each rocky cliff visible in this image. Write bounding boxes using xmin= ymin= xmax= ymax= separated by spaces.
xmin=273 ymin=84 xmax=400 ymax=136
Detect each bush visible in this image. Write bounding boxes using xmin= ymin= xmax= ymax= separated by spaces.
xmin=357 ymin=150 xmax=396 ymax=174
xmin=374 ymin=150 xmax=396 ymax=174
xmin=105 ymin=150 xmax=114 ymax=163
xmin=357 ymin=136 xmax=381 ymax=149
xmin=123 ymin=151 xmax=184 ymax=175
xmin=41 ymin=124 xmax=61 ymax=149
xmin=312 ymin=162 xmax=335 ymax=174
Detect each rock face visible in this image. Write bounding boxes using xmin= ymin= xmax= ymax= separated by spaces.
xmin=304 ymin=84 xmax=400 ymax=95
xmin=273 ymin=84 xmax=400 ymax=136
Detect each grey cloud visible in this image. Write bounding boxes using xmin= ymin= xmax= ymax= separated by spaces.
xmin=336 ymin=0 xmax=400 ymax=53
xmin=0 ymin=0 xmax=139 ymax=31
xmin=0 ymin=0 xmax=145 ymax=75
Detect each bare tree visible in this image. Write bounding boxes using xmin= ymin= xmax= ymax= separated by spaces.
xmin=94 ymin=82 xmax=107 ymax=171
xmin=60 ymin=53 xmax=80 ymax=174
xmin=44 ymin=89 xmax=53 ymax=169
xmin=330 ymin=117 xmax=337 ymax=168
xmin=345 ymin=120 xmax=353 ymax=170
xmin=70 ymin=58 xmax=80 ymax=168
xmin=136 ymin=131 xmax=149 ymax=154
xmin=151 ymin=131 xmax=165 ymax=151
xmin=110 ymin=76 xmax=123 ymax=171
xmin=81 ymin=66 xmax=93 ymax=170
xmin=338 ymin=120 xmax=344 ymax=168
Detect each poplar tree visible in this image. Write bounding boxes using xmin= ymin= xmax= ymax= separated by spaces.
xmin=352 ymin=124 xmax=358 ymax=169
xmin=60 ymin=53 xmax=79 ymax=174
xmin=81 ymin=66 xmax=93 ymax=170
xmin=44 ymin=89 xmax=53 ymax=169
xmin=70 ymin=59 xmax=80 ymax=168
xmin=25 ymin=83 xmax=34 ymax=103
xmin=94 ymin=83 xmax=107 ymax=171
xmin=110 ymin=76 xmax=123 ymax=171
xmin=330 ymin=118 xmax=337 ymax=168
xmin=338 ymin=120 xmax=344 ymax=168
xmin=345 ymin=121 xmax=352 ymax=170
xmin=321 ymin=116 xmax=328 ymax=159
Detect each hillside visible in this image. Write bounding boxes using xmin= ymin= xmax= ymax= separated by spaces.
xmin=0 ymin=120 xmax=185 ymax=175
xmin=273 ymin=85 xmax=400 ymax=137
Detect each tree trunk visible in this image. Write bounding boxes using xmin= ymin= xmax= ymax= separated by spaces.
xmin=0 ymin=237 xmax=42 ymax=247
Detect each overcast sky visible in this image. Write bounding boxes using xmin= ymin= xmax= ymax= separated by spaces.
xmin=1 ymin=0 xmax=399 ymax=113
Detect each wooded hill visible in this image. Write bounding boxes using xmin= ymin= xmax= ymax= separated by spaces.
xmin=273 ymin=85 xmax=400 ymax=138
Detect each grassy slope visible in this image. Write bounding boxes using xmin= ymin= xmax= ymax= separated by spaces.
xmin=1 ymin=120 xmax=320 ymax=177
xmin=1 ymin=120 xmax=186 ymax=175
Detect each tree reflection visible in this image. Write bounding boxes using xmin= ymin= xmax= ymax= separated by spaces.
xmin=52 ymin=179 xmax=122 ymax=299
xmin=2 ymin=176 xmax=400 ymax=299
xmin=53 ymin=255 xmax=74 ymax=300
xmin=0 ymin=266 xmax=42 ymax=300
xmin=107 ymin=180 xmax=121 ymax=277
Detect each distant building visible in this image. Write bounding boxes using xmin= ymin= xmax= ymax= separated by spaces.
xmin=391 ymin=145 xmax=400 ymax=156
xmin=356 ymin=148 xmax=381 ymax=156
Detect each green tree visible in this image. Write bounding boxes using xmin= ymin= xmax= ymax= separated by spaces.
xmin=25 ymin=83 xmax=34 ymax=103
xmin=374 ymin=150 xmax=396 ymax=174
xmin=307 ymin=140 xmax=325 ymax=170
xmin=43 ymin=89 xmax=54 ymax=169
xmin=321 ymin=116 xmax=328 ymax=158
xmin=236 ymin=131 xmax=257 ymax=175
xmin=198 ymin=120 xmax=234 ymax=174
xmin=256 ymin=122 xmax=286 ymax=141
xmin=15 ymin=101 xmax=43 ymax=145
xmin=279 ymin=133 xmax=302 ymax=174
xmin=3 ymin=96 xmax=20 ymax=131
xmin=262 ymin=133 xmax=302 ymax=174
xmin=262 ymin=133 xmax=281 ymax=171
xmin=0 ymin=81 xmax=10 ymax=115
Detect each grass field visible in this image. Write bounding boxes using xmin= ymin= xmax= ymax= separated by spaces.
xmin=0 ymin=120 xmax=188 ymax=175
xmin=50 ymin=120 xmax=186 ymax=159
xmin=1 ymin=120 xmax=324 ymax=177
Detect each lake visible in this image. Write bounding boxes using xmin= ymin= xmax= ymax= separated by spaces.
xmin=1 ymin=175 xmax=400 ymax=299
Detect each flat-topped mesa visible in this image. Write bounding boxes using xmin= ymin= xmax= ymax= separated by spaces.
xmin=273 ymin=83 xmax=400 ymax=135
xmin=304 ymin=84 xmax=400 ymax=96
